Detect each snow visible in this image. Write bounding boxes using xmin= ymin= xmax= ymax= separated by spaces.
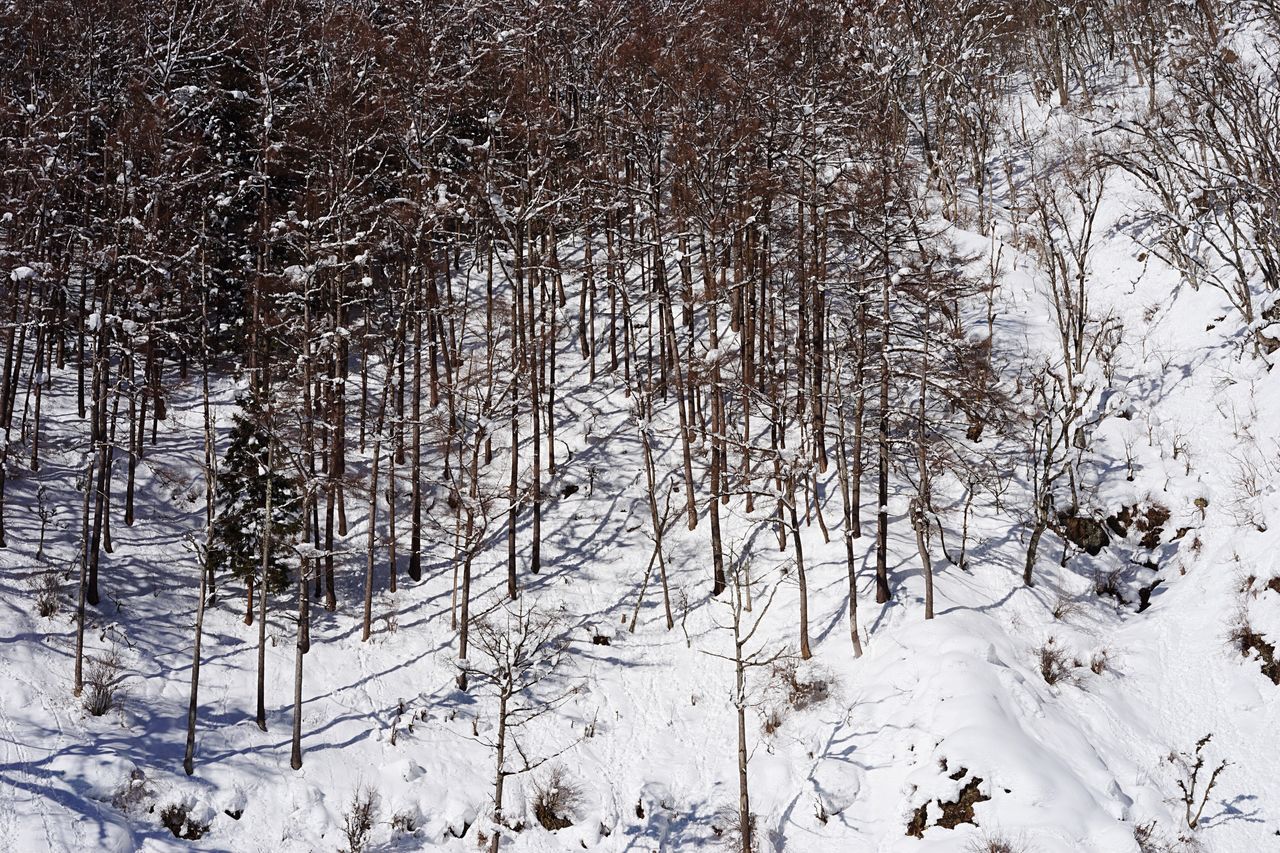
xmin=3 ymin=237 xmax=1269 ymax=852
xmin=3 ymin=45 xmax=1280 ymax=853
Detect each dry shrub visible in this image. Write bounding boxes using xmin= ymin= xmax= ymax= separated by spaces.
xmin=1050 ymin=591 xmax=1082 ymax=621
xmin=1093 ymin=568 xmax=1125 ymax=602
xmin=341 ymin=782 xmax=378 ymax=853
xmin=1089 ymin=650 xmax=1110 ymax=675
xmin=1169 ymin=735 xmax=1230 ymax=830
xmin=1134 ymin=822 xmax=1159 ymax=853
xmin=390 ymin=809 xmax=418 ymax=835
xmin=1037 ymin=639 xmax=1075 ymax=685
xmin=27 ymin=568 xmax=61 ymax=618
xmin=1228 ymin=456 xmax=1269 ymax=532
xmin=110 ymin=768 xmax=151 ymax=813
xmin=760 ymin=659 xmax=834 ymax=735
xmin=967 ymin=833 xmax=1030 ymax=853
xmin=83 ymin=645 xmax=126 ymax=716
xmin=531 ymin=766 xmax=582 ymax=831
xmin=770 ymin=659 xmax=832 ymax=711
xmin=709 ymin=804 xmax=755 ymax=852
xmin=1133 ymin=820 xmax=1205 ymax=853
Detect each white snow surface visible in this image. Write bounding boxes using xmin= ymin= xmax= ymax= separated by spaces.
xmin=2 ymin=99 xmax=1280 ymax=853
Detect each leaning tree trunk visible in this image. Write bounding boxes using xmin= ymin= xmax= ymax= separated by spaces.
xmin=184 ymin=541 xmax=209 ymax=776
xmin=1024 ymin=489 xmax=1050 ymax=587
xmin=835 ymin=418 xmax=863 ymax=658
xmin=787 ymin=476 xmax=812 ymax=659
xmin=184 ymin=325 xmax=216 ymax=776
xmin=73 ymin=456 xmax=94 ymax=698
xmin=638 ymin=411 xmax=675 ymax=631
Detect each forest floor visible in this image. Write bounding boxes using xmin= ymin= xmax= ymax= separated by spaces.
xmin=2 ymin=91 xmax=1280 ymax=853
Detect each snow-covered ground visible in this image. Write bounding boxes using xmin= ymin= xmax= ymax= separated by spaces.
xmin=3 ymin=87 xmax=1280 ymax=853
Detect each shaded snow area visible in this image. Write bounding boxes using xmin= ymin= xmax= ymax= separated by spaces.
xmin=4 ymin=72 xmax=1280 ymax=853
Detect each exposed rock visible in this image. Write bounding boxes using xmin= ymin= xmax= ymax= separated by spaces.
xmin=535 ymin=804 xmax=573 ymax=831
xmin=1105 ymin=503 xmax=1170 ymax=549
xmin=1138 ymin=579 xmax=1163 ymax=612
xmin=1058 ymin=513 xmax=1110 ymax=556
xmin=1135 ymin=504 xmax=1170 ymax=549
xmin=906 ymin=773 xmax=990 ymax=837
xmin=1106 ymin=505 xmax=1134 ymax=538
xmin=160 ymin=804 xmax=208 ymax=841
xmin=1230 ymin=622 xmax=1280 ymax=685
xmin=1261 ymin=298 xmax=1280 ymax=353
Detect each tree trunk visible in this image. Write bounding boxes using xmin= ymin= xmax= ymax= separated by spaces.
xmin=787 ymin=481 xmax=812 ymax=659
xmin=409 ymin=287 xmax=423 ymax=582
xmin=875 ymin=272 xmax=891 ymax=604
xmin=736 ymin=668 xmax=751 ymax=853
xmin=490 ymin=690 xmax=509 ymax=853
xmin=73 ymin=456 xmax=94 ymax=697
xmin=917 ymin=322 xmax=934 ymax=620
xmin=290 ymin=557 xmax=306 ymax=769
xmin=1024 ymin=501 xmax=1047 ymax=587
xmin=639 ymin=410 xmax=675 ymax=630
xmin=184 ymin=549 xmax=208 ymax=776
xmin=913 ymin=500 xmax=934 ymax=620
xmin=362 ymin=433 xmax=381 ymax=642
xmin=184 ymin=327 xmax=216 ymax=776
xmin=255 ymin=436 xmax=273 ymax=732
xmin=507 ymin=389 xmax=519 ymax=599
xmin=529 ymin=261 xmax=542 ymax=576
xmin=835 ymin=422 xmax=863 ymax=658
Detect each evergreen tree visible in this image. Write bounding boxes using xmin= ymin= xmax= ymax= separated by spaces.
xmin=210 ymin=396 xmax=303 ymax=594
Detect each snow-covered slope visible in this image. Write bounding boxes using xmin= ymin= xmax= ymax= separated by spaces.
xmin=3 ymin=75 xmax=1280 ymax=853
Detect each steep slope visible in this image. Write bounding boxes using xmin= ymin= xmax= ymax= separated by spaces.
xmin=3 ymin=55 xmax=1280 ymax=853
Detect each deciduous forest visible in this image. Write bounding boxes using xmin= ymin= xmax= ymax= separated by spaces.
xmin=1 ymin=1 xmax=1278 ymax=851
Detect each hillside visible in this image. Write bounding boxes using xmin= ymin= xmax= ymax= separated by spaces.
xmin=2 ymin=2 xmax=1279 ymax=852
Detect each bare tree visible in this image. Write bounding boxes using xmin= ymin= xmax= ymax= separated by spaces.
xmin=704 ymin=555 xmax=786 ymax=853
xmin=459 ymin=599 xmax=579 ymax=853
